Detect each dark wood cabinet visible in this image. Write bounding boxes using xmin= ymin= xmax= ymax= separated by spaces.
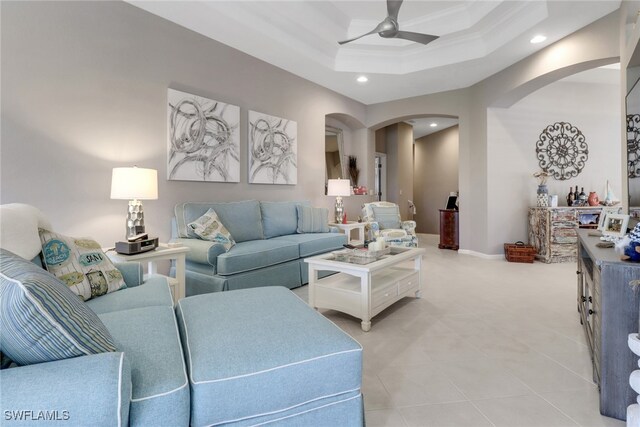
xmin=438 ymin=209 xmax=459 ymax=250
xmin=577 ymin=230 xmax=640 ymax=420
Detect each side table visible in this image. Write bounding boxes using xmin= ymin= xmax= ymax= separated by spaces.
xmin=329 ymin=221 xmax=366 ymax=245
xmin=106 ymin=244 xmax=190 ymax=304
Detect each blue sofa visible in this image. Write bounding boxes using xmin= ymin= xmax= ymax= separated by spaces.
xmin=1 ymin=260 xmax=190 ymax=426
xmin=1 ymin=204 xmax=363 ymax=427
xmin=171 ymin=200 xmax=347 ymax=295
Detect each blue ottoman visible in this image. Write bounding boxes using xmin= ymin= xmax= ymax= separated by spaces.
xmin=176 ymin=286 xmax=363 ymax=427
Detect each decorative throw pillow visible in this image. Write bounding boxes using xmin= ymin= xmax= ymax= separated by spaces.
xmin=38 ymin=229 xmax=126 ymax=301
xmin=0 ymin=248 xmax=116 ymax=366
xmin=296 ymin=205 xmax=330 ymax=233
xmin=188 ymin=208 xmax=236 ymax=251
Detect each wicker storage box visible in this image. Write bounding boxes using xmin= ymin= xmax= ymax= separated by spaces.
xmin=504 ymin=241 xmax=536 ymax=263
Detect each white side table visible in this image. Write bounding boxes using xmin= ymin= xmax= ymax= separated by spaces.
xmin=329 ymin=222 xmax=366 ymax=245
xmin=106 ymin=244 xmax=190 ymax=304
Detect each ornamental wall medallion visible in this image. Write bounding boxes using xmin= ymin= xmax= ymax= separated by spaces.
xmin=535 ymin=122 xmax=588 ymax=181
xmin=628 ymin=114 xmax=640 ymax=178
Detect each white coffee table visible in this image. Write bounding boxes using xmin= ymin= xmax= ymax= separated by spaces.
xmin=305 ymin=246 xmax=425 ymax=331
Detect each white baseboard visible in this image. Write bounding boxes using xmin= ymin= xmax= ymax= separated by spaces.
xmin=457 ymin=249 xmax=504 ymax=260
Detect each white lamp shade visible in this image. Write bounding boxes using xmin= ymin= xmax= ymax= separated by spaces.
xmin=327 ymin=179 xmax=351 ymax=197
xmin=111 ymin=167 xmax=158 ymax=200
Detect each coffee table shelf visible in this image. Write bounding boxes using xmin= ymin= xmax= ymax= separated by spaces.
xmin=305 ymin=247 xmax=425 ymax=331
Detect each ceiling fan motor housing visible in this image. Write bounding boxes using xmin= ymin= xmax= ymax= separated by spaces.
xmin=379 ymin=17 xmax=399 ymax=38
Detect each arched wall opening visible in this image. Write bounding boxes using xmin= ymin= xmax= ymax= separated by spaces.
xmin=324 ymin=112 xmax=373 ymax=221
xmin=370 ymin=113 xmax=460 ymax=243
xmin=484 ymin=61 xmax=621 ymax=255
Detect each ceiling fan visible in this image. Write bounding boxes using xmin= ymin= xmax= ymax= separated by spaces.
xmin=338 ymin=0 xmax=439 ymax=46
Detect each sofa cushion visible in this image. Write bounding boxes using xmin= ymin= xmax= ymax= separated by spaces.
xmin=274 ymin=233 xmax=346 ymax=257
xmin=187 ymin=208 xmax=236 ymax=251
xmin=86 ymin=276 xmax=172 ymax=315
xmin=260 ymin=200 xmax=309 ymax=238
xmin=99 ymin=306 xmax=190 ymax=427
xmin=175 ymin=201 xmax=264 ymax=243
xmin=176 ymin=287 xmax=362 ymax=427
xmin=38 ymin=229 xmax=126 ymax=301
xmin=0 ymin=249 xmax=116 ymax=366
xmin=216 ymin=240 xmax=299 ymax=276
xmin=296 ymin=205 xmax=330 ymax=233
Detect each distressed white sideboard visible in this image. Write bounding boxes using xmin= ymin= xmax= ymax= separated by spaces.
xmin=528 ymin=207 xmax=603 ymax=263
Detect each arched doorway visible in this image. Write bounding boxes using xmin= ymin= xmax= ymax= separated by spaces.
xmin=371 ymin=114 xmax=460 ymax=240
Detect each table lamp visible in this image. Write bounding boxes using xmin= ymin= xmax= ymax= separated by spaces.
xmin=327 ymin=178 xmax=351 ymax=223
xmin=111 ymin=166 xmax=158 ymax=239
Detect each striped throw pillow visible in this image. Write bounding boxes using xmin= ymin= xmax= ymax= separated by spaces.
xmin=296 ymin=205 xmax=329 ymax=233
xmin=0 ymin=249 xmax=116 ymax=366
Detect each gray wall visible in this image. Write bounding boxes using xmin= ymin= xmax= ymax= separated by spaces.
xmin=378 ymin=123 xmax=415 ymax=220
xmin=414 ymin=126 xmax=459 ymax=234
xmin=0 ymin=1 xmax=366 ymax=245
xmin=0 ymin=2 xmax=624 ymax=256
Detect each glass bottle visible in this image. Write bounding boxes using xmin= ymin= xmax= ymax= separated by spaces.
xmin=579 ymin=187 xmax=587 ymax=201
xmin=567 ymin=187 xmax=575 ymax=206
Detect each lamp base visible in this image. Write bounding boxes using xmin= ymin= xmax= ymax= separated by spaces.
xmin=126 ymin=199 xmax=146 ymax=239
xmin=334 ymin=196 xmax=344 ymax=224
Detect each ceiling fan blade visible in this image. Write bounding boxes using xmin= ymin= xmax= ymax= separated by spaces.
xmin=387 ymin=0 xmax=403 ymax=20
xmin=338 ymin=21 xmax=387 ymax=45
xmin=394 ymin=31 xmax=439 ymax=45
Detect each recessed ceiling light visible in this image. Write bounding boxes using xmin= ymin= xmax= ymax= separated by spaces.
xmin=530 ymin=35 xmax=547 ymax=44
xmin=356 ymin=75 xmax=368 ymax=83
xmin=430 ymin=123 xmax=438 ymax=127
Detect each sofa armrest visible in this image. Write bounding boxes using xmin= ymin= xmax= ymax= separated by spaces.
xmin=170 ymin=238 xmax=226 ymax=267
xmin=401 ymin=220 xmax=416 ymax=235
xmin=114 ymin=262 xmax=143 ymax=287
xmin=1 ymin=352 xmax=131 ymax=426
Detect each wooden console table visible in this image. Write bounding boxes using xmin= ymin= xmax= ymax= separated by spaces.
xmin=438 ymin=209 xmax=459 ymax=250
xmin=577 ymin=230 xmax=640 ymax=420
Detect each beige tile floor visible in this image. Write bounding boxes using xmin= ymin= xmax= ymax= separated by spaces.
xmin=293 ymin=234 xmax=626 ymax=427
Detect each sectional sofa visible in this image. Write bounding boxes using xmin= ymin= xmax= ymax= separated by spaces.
xmin=0 ymin=204 xmax=364 ymax=426
xmin=171 ymin=200 xmax=347 ymax=295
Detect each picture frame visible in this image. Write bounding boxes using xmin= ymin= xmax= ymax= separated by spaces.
xmin=167 ymin=89 xmax=240 ymax=182
xmin=602 ymin=213 xmax=630 ymax=237
xmin=598 ymin=206 xmax=622 ymax=231
xmin=445 ymin=195 xmax=458 ymax=210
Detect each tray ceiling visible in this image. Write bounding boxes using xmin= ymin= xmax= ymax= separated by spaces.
xmin=129 ymin=0 xmax=620 ymax=105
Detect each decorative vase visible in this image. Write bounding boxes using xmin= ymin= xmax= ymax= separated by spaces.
xmin=588 ymin=191 xmax=599 ymax=206
xmin=536 ymin=184 xmax=549 ymax=207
